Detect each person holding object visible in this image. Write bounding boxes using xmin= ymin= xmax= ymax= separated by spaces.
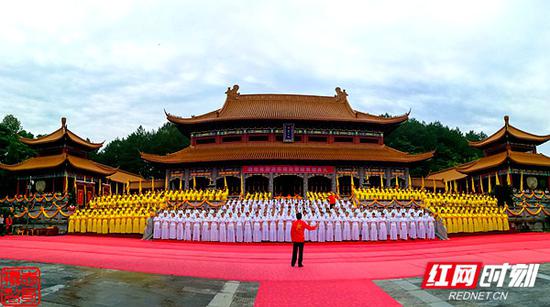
xmin=291 ymin=212 xmax=317 ymax=267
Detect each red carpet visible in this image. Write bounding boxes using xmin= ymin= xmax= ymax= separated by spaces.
xmin=2 ymin=233 xmax=550 ymax=306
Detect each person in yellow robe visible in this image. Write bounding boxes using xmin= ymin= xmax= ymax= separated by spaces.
xmin=133 ymin=212 xmax=140 ymax=234
xmin=68 ymin=213 xmax=75 ymax=233
xmin=91 ymin=212 xmax=97 ymax=233
xmin=466 ymin=211 xmax=474 ymax=233
xmin=113 ymin=211 xmax=121 ymax=233
xmin=109 ymin=212 xmax=116 ymax=233
xmin=79 ymin=212 xmax=87 ymax=233
xmin=495 ymin=212 xmax=503 ymax=231
xmin=74 ymin=213 xmax=81 ymax=233
xmin=120 ymin=212 xmax=127 ymax=234
xmin=138 ymin=211 xmax=147 ymax=234
xmin=501 ymin=210 xmax=510 ymax=231
xmin=102 ymin=213 xmax=109 ymax=234
xmin=126 ymin=211 xmax=134 ymax=234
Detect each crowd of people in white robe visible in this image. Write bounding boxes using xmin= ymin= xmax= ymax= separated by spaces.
xmin=152 ymin=198 xmax=436 ymax=242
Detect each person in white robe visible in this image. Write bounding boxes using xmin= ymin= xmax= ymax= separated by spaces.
xmin=426 ymin=212 xmax=436 ymax=240
xmin=227 ymin=213 xmax=237 ymax=243
xmin=399 ymin=212 xmax=408 ymax=240
xmin=201 ymin=214 xmax=210 ymax=241
xmin=176 ymin=212 xmax=184 ymax=240
xmin=351 ymin=212 xmax=360 ymax=241
xmin=389 ymin=213 xmax=398 ymax=240
xmin=325 ymin=213 xmax=334 ymax=242
xmin=284 ymin=213 xmax=292 ymax=242
xmin=184 ymin=212 xmax=192 ymax=241
xmin=361 ymin=212 xmax=369 ymax=241
xmin=334 ymin=214 xmax=343 ymax=242
xmin=219 ymin=212 xmax=227 ymax=242
xmin=370 ymin=212 xmax=378 ymax=241
xmin=342 ymin=212 xmax=352 ymax=241
xmin=309 ymin=214 xmax=318 ymax=242
xmin=262 ymin=212 xmax=270 ymax=241
xmin=277 ymin=213 xmax=285 ymax=242
xmin=416 ymin=212 xmax=426 ymax=239
xmin=408 ymin=212 xmax=417 ymax=239
xmin=317 ymin=214 xmax=326 ymax=243
xmin=192 ymin=213 xmax=201 ymax=241
xmin=244 ymin=212 xmax=253 ymax=243
xmin=161 ymin=212 xmax=170 ymax=240
xmin=153 ymin=214 xmax=161 ymax=239
xmin=253 ymin=213 xmax=262 ymax=242
xmin=378 ymin=213 xmax=388 ymax=241
xmin=269 ymin=212 xmax=277 ymax=242
xmin=235 ymin=212 xmax=244 ymax=243
xmin=210 ymin=214 xmax=219 ymax=242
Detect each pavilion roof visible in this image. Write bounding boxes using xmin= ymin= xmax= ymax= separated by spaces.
xmin=469 ymin=115 xmax=550 ymax=149
xmin=20 ymin=117 xmax=104 ymax=150
xmin=0 ymin=153 xmax=116 ymax=176
xmin=166 ymin=85 xmax=409 ymax=126
xmin=141 ymin=143 xmax=433 ymax=165
xmin=455 ymin=149 xmax=550 ymax=174
xmin=107 ymin=169 xmax=145 ymax=184
xmin=426 ymin=167 xmax=469 ymax=182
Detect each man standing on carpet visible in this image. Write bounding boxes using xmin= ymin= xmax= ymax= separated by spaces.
xmin=291 ymin=212 xmax=317 ymax=267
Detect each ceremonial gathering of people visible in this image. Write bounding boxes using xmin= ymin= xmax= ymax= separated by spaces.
xmin=355 ymin=187 xmax=507 ymax=234
xmin=151 ymin=198 xmax=436 ymax=242
xmin=64 ymin=186 xmax=511 ymax=240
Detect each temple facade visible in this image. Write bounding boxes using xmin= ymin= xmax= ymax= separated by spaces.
xmin=142 ymin=85 xmax=433 ymax=196
xmin=0 ymin=118 xmax=142 ymax=204
xmin=427 ymin=116 xmax=550 ymax=192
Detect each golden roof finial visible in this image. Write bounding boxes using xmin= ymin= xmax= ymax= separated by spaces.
xmin=504 ymin=115 xmax=509 ymax=125
xmin=61 ymin=117 xmax=67 ymax=129
xmin=225 ymin=84 xmax=240 ymax=99
xmin=335 ymin=87 xmax=348 ymax=102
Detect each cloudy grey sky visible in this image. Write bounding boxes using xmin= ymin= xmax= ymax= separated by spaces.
xmin=0 ymin=0 xmax=549 ymax=154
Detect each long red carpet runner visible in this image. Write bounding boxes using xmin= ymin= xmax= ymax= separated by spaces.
xmin=2 ymin=233 xmax=550 ymax=306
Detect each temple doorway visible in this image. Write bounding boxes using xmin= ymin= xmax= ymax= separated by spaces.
xmin=170 ymin=178 xmax=182 ymax=190
xmin=307 ymin=175 xmax=332 ymax=193
xmin=338 ymin=175 xmax=359 ymax=195
xmin=216 ymin=176 xmax=241 ymax=195
xmin=245 ymin=175 xmax=269 ymax=194
xmin=191 ymin=176 xmax=211 ymax=190
xmin=274 ymin=175 xmax=303 ymax=197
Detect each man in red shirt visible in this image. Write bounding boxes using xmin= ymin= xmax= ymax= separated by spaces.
xmin=328 ymin=193 xmax=337 ymax=210
xmin=291 ymin=212 xmax=317 ymax=267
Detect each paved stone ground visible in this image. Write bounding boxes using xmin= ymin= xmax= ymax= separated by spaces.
xmin=375 ymin=262 xmax=550 ymax=307
xmin=0 ymin=259 xmax=258 ymax=307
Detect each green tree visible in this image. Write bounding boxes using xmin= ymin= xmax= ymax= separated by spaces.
xmin=385 ymin=119 xmax=486 ymax=176
xmin=0 ymin=115 xmax=35 ymax=195
xmin=91 ymin=123 xmax=188 ymax=178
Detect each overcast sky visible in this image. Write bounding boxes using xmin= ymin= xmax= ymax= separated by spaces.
xmin=0 ymin=0 xmax=549 ymax=154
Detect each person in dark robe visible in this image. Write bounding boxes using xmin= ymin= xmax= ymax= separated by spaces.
xmin=142 ymin=211 xmax=155 ymax=240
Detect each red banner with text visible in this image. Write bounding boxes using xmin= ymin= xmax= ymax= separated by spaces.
xmin=242 ymin=165 xmax=334 ymax=174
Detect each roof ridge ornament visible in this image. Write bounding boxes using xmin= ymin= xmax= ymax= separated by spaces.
xmin=334 ymin=87 xmax=348 ymax=102
xmin=504 ymin=115 xmax=509 ymax=126
xmin=61 ymin=117 xmax=67 ymax=130
xmin=225 ymin=84 xmax=240 ymax=100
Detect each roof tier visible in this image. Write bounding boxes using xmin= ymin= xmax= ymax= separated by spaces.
xmin=20 ymin=117 xmax=103 ymax=150
xmin=426 ymin=167 xmax=469 ymax=182
xmin=469 ymin=116 xmax=550 ymax=149
xmin=107 ymin=169 xmax=144 ymax=183
xmin=141 ymin=143 xmax=433 ymax=165
xmin=0 ymin=153 xmax=116 ymax=176
xmin=166 ymin=85 xmax=409 ymax=126
xmin=455 ymin=149 xmax=550 ymax=174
